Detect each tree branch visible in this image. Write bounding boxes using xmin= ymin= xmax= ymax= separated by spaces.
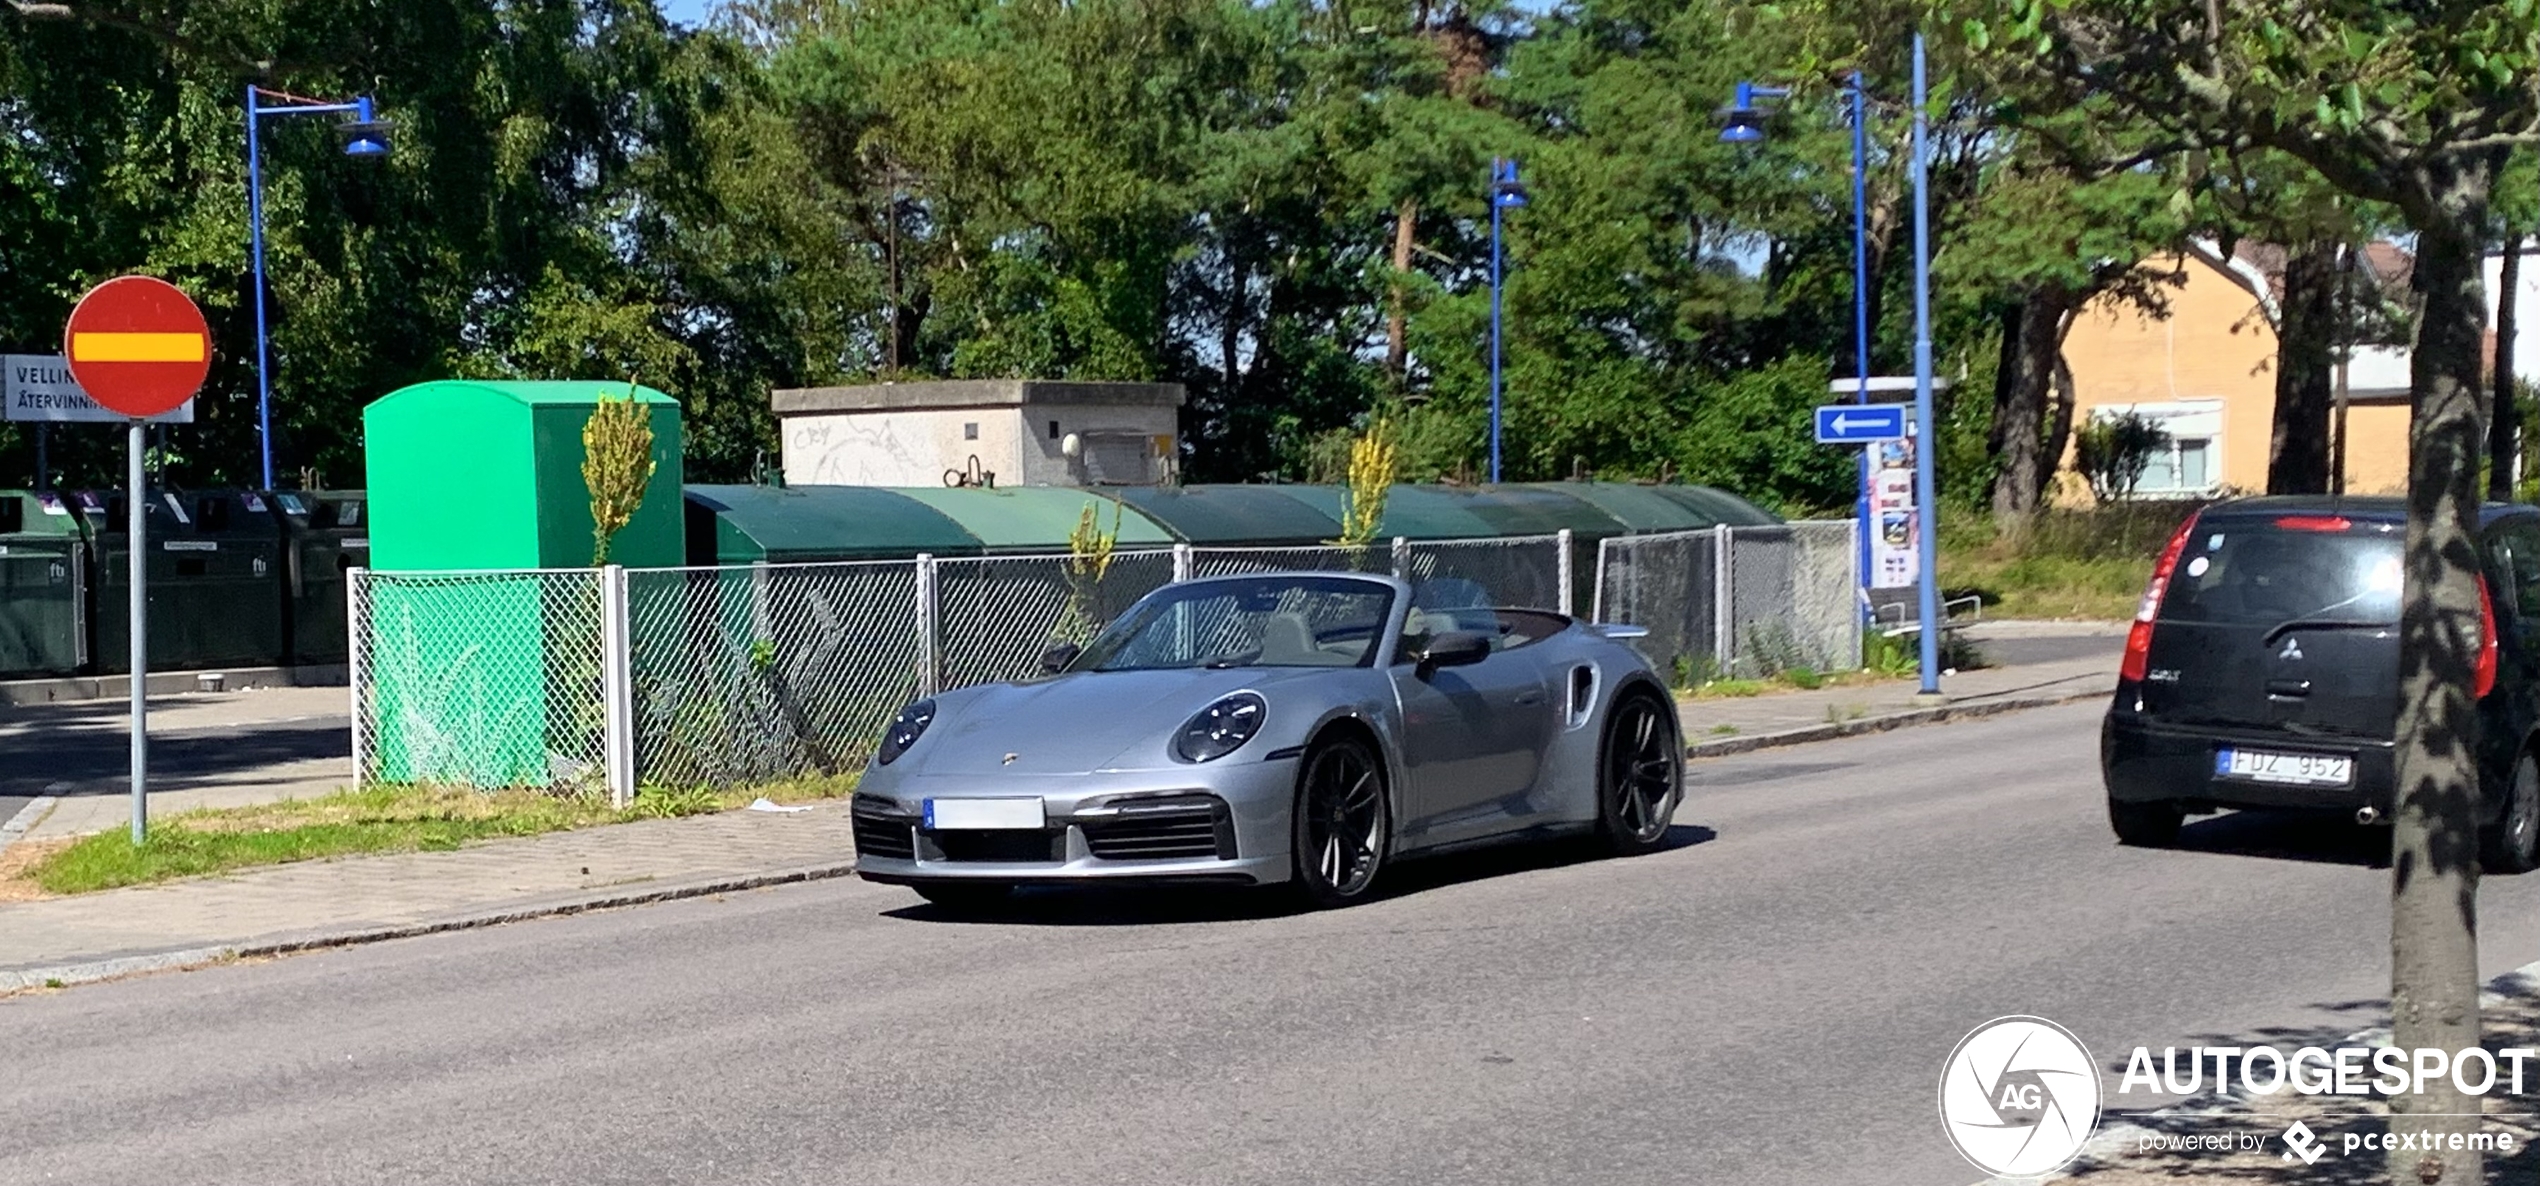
xmin=2434 ymin=129 xmax=2540 ymax=158
xmin=3 ymin=1 xmax=270 ymax=74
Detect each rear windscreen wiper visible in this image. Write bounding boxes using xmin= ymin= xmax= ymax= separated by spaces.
xmin=2262 ymin=617 xmax=2396 ymax=645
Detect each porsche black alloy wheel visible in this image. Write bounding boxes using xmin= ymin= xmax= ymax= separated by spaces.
xmin=1597 ymin=693 xmax=1681 ymax=856
xmin=1292 ymin=736 xmax=1388 ymax=908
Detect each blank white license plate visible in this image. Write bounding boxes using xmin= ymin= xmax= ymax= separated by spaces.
xmin=923 ymin=797 xmax=1046 ymax=830
xmin=2216 ymin=748 xmax=2354 ymax=787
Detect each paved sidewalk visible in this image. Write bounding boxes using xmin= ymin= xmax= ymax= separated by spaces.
xmin=0 ymin=805 xmax=857 ymax=991
xmin=1677 ymin=623 xmax=2121 ymax=750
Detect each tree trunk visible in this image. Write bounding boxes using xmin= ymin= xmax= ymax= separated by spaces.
xmin=2267 ymin=239 xmax=2339 ymax=494
xmin=2038 ymin=320 xmax=2078 ymax=504
xmin=1988 ymin=286 xmax=2068 ymax=525
xmin=1386 ymin=198 xmax=1416 ymax=384
xmin=2386 ymin=160 xmax=2494 ymax=1186
xmin=1222 ymin=242 xmax=1243 ymax=394
xmin=2492 ymin=232 xmax=2524 ymax=502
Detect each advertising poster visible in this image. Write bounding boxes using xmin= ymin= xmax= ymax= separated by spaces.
xmin=1870 ymin=431 xmax=1918 ymax=589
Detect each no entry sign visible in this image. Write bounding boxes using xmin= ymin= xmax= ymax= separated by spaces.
xmin=62 ymin=275 xmax=212 ymax=419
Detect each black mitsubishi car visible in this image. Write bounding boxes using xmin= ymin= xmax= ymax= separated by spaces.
xmin=2101 ymin=496 xmax=2540 ymax=872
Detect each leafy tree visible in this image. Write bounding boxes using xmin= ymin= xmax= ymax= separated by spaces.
xmin=2073 ymin=410 xmax=2168 ymax=502
xmin=1958 ymin=5 xmax=2540 ymax=1180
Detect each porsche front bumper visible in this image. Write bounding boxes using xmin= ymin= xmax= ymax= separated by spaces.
xmin=849 ymin=760 xmax=1298 ymax=886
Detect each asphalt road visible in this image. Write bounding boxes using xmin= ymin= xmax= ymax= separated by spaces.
xmin=0 ymin=687 xmax=349 ymax=826
xmin=5 ymin=701 xmax=2537 ymax=1185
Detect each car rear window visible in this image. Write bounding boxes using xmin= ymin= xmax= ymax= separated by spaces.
xmin=2157 ymin=521 xmax=2403 ymax=627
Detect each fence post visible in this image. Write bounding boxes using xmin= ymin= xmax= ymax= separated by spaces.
xmin=1591 ymin=537 xmax=1610 ymax=622
xmin=1713 ymin=524 xmax=1734 ymax=675
xmin=915 ymin=553 xmax=941 ymax=695
xmin=1390 ymin=536 xmax=1409 ymax=580
xmin=1555 ymin=528 xmax=1574 ymax=616
xmin=1172 ymin=541 xmax=1192 ymax=582
xmin=346 ymin=566 xmax=368 ymax=786
xmin=599 ymin=564 xmax=636 ymax=809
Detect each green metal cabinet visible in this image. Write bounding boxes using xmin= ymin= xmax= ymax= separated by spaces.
xmin=0 ymin=490 xmax=92 ymax=677
xmin=362 ymin=379 xmax=686 ymax=787
xmin=85 ymin=489 xmax=288 ymax=673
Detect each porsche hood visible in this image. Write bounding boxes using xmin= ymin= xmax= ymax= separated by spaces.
xmin=892 ymin=666 xmax=1334 ymax=776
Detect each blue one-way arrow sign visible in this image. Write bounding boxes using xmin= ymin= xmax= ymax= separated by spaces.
xmin=1814 ymin=403 xmax=1907 ymax=444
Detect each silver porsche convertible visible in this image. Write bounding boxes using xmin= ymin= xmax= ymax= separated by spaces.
xmin=850 ymin=570 xmax=1686 ymax=910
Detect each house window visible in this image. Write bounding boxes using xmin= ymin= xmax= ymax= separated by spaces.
xmin=2090 ymin=399 xmax=2224 ymax=498
xmin=963 ymin=422 xmax=978 ymax=440
xmin=2137 ymin=438 xmax=2213 ymax=494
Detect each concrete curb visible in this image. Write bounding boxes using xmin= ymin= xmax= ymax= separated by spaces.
xmin=1686 ymin=684 xmax=2108 ymax=759
xmin=0 ymin=795 xmax=56 ymax=861
xmin=0 ymin=664 xmax=348 ymax=708
xmin=0 ymin=858 xmax=861 ymax=995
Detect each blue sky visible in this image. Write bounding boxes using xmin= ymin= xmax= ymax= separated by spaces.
xmin=659 ymin=0 xmax=716 ymax=27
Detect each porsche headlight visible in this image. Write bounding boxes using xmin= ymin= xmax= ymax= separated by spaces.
xmin=876 ymin=699 xmax=937 ymax=766
xmin=1175 ymin=693 xmax=1265 ymax=763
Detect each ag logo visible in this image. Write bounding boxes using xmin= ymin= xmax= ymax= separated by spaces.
xmin=1939 ymin=1015 xmax=2102 ymax=1177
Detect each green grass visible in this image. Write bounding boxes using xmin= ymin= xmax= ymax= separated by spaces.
xmin=1937 ymin=502 xmax=2200 ymax=621
xmin=28 ymin=773 xmax=860 ymax=896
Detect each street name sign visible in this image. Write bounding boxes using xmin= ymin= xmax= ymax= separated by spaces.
xmin=1814 ymin=403 xmax=1907 ymax=444
xmin=5 ymin=354 xmax=193 ymax=423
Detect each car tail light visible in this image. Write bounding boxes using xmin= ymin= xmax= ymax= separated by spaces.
xmin=2121 ymin=514 xmax=2201 ymax=683
xmin=2478 ymin=577 xmax=2499 ymax=699
xmin=2273 ymin=515 xmax=2353 ymax=533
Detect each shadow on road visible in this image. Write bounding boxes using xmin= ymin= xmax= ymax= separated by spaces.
xmin=2167 ymin=809 xmax=2393 ymax=870
xmin=880 ymin=823 xmax=1721 ymax=926
xmin=0 ymin=720 xmax=348 ymax=800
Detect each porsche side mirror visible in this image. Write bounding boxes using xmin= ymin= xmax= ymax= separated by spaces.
xmin=1039 ymin=642 xmax=1081 ymax=674
xmin=1417 ymin=631 xmax=1491 ymax=674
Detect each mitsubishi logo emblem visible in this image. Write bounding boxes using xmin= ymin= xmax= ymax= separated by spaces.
xmin=2280 ymin=637 xmax=2305 ymax=661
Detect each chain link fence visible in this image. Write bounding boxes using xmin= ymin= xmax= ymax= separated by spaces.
xmin=350 ymin=568 xmax=608 ymax=792
xmin=351 ymin=521 xmax=1861 ymax=793
xmin=1591 ymin=529 xmax=1721 ymax=685
xmin=1725 ymin=521 xmax=1861 ymax=677
xmin=1592 ymin=521 xmax=1860 ymax=681
xmin=624 ymin=560 xmax=926 ymax=786
xmin=936 ymin=549 xmax=1179 ymax=689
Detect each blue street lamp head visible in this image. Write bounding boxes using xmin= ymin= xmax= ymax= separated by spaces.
xmin=1490 ymin=156 xmax=1529 ymax=208
xmin=1717 ymin=79 xmax=1786 ymax=145
xmin=338 ymin=96 xmax=391 ymax=158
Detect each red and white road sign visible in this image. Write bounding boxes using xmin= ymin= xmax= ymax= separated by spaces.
xmin=61 ymin=275 xmax=212 ymax=420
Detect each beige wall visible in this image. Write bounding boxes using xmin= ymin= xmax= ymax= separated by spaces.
xmin=2058 ymin=249 xmax=2409 ymax=502
xmin=2342 ymin=402 xmax=2410 ymax=495
xmin=2059 ymin=251 xmax=2276 ymax=503
xmin=780 ymin=404 xmax=1179 ymax=487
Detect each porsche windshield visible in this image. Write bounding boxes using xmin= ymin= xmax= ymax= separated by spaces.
xmin=1075 ymin=576 xmax=1397 ymax=671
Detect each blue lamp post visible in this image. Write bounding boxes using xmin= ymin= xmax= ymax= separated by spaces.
xmin=247 ymin=87 xmax=391 ymax=490
xmin=1488 ymin=156 xmax=1529 ymax=484
xmin=1723 ymin=34 xmax=1943 ymax=697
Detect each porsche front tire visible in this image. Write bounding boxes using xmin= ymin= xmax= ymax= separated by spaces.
xmin=1596 ymin=691 xmax=1682 ymax=857
xmin=1290 ymin=736 xmax=1390 ymax=909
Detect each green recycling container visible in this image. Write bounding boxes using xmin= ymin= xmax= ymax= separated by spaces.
xmin=83 ymin=488 xmax=288 ymax=674
xmin=0 ymin=490 xmax=93 ymax=677
xmin=273 ymin=489 xmax=369 ymax=666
